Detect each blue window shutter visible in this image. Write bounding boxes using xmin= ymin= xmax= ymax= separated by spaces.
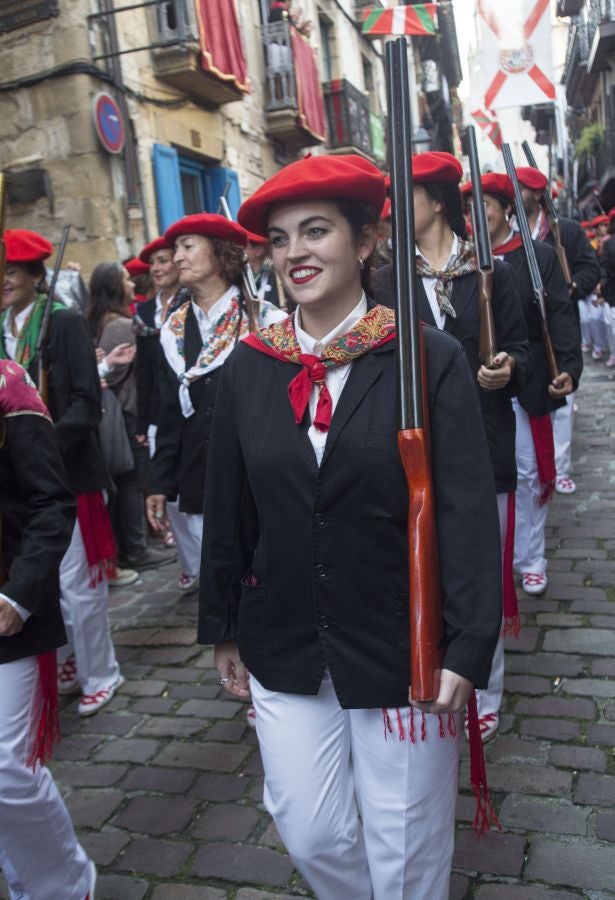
xmin=205 ymin=167 xmax=241 ymax=219
xmin=152 ymin=144 xmax=184 ymax=232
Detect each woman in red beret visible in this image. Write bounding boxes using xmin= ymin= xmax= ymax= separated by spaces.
xmin=0 ymin=358 xmax=97 ymax=900
xmin=145 ymin=213 xmax=285 ymax=604
xmin=0 ymin=229 xmax=123 ymax=718
xmin=374 ymin=158 xmax=531 ymax=744
xmin=198 ymin=154 xmax=502 ymax=898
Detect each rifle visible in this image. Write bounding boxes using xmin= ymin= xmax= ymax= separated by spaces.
xmin=467 ymin=125 xmax=497 ymax=368
xmin=217 ymin=188 xmax=258 ymax=332
xmin=521 ymin=140 xmax=574 ymax=293
xmin=385 ymin=37 xmax=442 ymax=702
xmin=35 ymin=225 xmax=71 ymax=406
xmin=503 ymin=144 xmax=560 ymax=382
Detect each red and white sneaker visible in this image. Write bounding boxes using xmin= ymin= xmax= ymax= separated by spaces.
xmin=556 ymin=475 xmax=576 ymax=494
xmin=522 ymin=572 xmax=548 ymax=596
xmin=246 ymin=705 xmax=257 ymax=729
xmin=178 ymin=572 xmax=199 ymax=593
xmin=78 ymin=675 xmax=124 ymax=717
xmin=57 ymin=655 xmax=79 ymax=694
xmin=581 ymin=342 xmax=592 ymax=352
xmin=606 ymin=355 xmax=615 ymax=367
xmin=464 ymin=711 xmax=500 ymax=744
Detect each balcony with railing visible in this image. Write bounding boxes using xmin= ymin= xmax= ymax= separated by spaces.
xmin=151 ymin=0 xmax=247 ymax=107
xmin=323 ymin=79 xmax=374 ymax=158
xmin=586 ymin=0 xmax=615 ymax=71
xmin=262 ymin=22 xmax=326 ymax=151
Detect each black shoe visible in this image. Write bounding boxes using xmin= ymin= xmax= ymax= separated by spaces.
xmin=124 ymin=547 xmax=176 ymax=571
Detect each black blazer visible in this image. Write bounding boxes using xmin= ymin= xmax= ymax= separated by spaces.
xmin=135 ymin=298 xmax=162 ymax=434
xmin=148 ymin=305 xmax=222 ymax=514
xmin=500 ymin=241 xmax=584 ymax=418
xmin=198 ymin=320 xmax=502 ymax=709
xmin=1 ymin=407 xmax=75 ymax=664
xmin=544 ymin=217 xmax=600 ymax=300
xmin=373 ymin=259 xmax=532 ymax=494
xmin=28 ymin=308 xmax=107 ymax=494
xmin=600 ymin=236 xmax=615 ymax=306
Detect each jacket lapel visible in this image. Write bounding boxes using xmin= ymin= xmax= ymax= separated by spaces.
xmin=446 ymin=275 xmax=476 ymax=335
xmin=185 ymin=305 xmax=203 ymax=368
xmin=320 ymin=351 xmax=383 ymax=468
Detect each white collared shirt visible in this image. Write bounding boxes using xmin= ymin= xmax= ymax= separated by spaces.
xmin=3 ymin=301 xmax=35 ymax=360
xmin=416 ymin=235 xmax=459 ymax=330
xmin=191 ymin=286 xmax=239 ymax=344
xmin=155 ymin=291 xmax=165 ymax=330
xmin=295 ymin=293 xmax=367 ymax=466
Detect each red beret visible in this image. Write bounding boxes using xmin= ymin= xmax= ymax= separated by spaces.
xmin=4 ymin=229 xmax=53 ymax=264
xmin=412 ymin=152 xmax=463 ymax=185
xmin=581 ymin=220 xmax=590 ymax=228
xmin=165 ymin=213 xmax=247 ymax=248
xmin=237 ymin=154 xmax=385 ymax=236
xmin=139 ymin=237 xmax=171 ymax=263
xmin=461 ymin=173 xmax=514 ymax=203
xmin=381 ymin=197 xmax=391 ymax=220
xmin=608 ymin=207 xmax=615 ymax=220
xmin=591 ymin=214 xmax=609 ymax=227
xmin=515 ymin=167 xmax=548 ymax=191
xmin=124 ymin=257 xmax=150 ymax=277
xmin=246 ymin=231 xmax=270 ymax=245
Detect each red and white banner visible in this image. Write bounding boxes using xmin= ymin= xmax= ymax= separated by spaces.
xmin=477 ymin=0 xmax=555 ymax=110
xmin=471 ymin=108 xmax=502 ymax=150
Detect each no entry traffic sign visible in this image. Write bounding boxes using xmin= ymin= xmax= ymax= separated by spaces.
xmin=93 ymin=92 xmax=125 ymax=155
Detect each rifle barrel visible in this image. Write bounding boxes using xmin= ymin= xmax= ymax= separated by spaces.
xmin=522 ymin=140 xmax=559 ymax=223
xmin=467 ymin=126 xmax=493 ymax=272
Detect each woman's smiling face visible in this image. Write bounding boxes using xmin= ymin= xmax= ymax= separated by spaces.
xmin=267 ymin=200 xmax=373 ymax=314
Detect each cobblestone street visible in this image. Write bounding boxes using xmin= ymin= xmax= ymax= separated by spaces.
xmin=2 ymin=355 xmax=614 ymax=900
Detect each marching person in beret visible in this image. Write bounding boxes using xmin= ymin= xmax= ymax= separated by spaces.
xmin=0 ymin=229 xmax=122 ymax=717
xmin=0 ymin=358 xmax=96 ymax=900
xmin=245 ymin=231 xmax=285 ymax=310
xmin=516 ymin=166 xmax=596 ymax=496
xmin=474 ymin=172 xmax=582 ymax=598
xmin=599 ymin=211 xmax=615 ymax=367
xmin=199 ymin=153 xmax=502 ymax=898
xmin=146 ymin=214 xmax=285 ymax=605
xmin=374 ymin=157 xmax=531 ymax=743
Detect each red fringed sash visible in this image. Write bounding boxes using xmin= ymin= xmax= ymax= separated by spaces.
xmin=528 ymin=414 xmax=556 ymax=505
xmin=502 ymin=491 xmax=520 ymax=637
xmin=76 ymin=491 xmax=117 ymax=586
xmin=243 ymin=306 xmax=396 ymax=432
xmin=27 ymin=651 xmax=60 ymax=770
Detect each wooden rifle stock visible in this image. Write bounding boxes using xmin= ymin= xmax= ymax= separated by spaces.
xmin=386 ymin=38 xmax=442 ymax=702
xmin=478 ymin=269 xmax=496 ymax=367
xmin=521 ymin=141 xmax=574 ymax=292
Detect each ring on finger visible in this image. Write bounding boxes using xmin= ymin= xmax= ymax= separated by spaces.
xmin=219 ymin=676 xmax=231 ymax=685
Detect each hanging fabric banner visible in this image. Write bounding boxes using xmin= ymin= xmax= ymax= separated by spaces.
xmin=290 ymin=29 xmax=327 ymax=141
xmin=361 ymin=4 xmax=439 ymax=37
xmin=196 ymin=0 xmax=249 ymax=92
xmin=477 ymin=0 xmax=555 ymax=110
xmin=471 ymin=107 xmax=503 ymax=150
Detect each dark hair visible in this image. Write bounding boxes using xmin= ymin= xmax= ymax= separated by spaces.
xmin=210 ymin=237 xmax=246 ymax=284
xmin=88 ymin=262 xmax=127 ymax=341
xmin=9 ymin=260 xmax=47 ymax=292
xmin=330 ymin=197 xmax=381 ymax=293
xmin=421 ymin=182 xmax=468 ymax=240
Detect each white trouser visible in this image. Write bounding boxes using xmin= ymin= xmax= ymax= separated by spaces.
xmin=553 ymin=392 xmax=575 ymax=480
xmin=587 ymin=297 xmax=607 ymax=352
xmin=148 ymin=424 xmax=202 ymax=577
xmin=0 ymin=657 xmax=90 ymax=900
xmin=513 ymin=400 xmax=551 ymax=575
xmin=58 ymin=520 xmax=120 ymax=696
xmin=476 ymin=492 xmax=509 ymax=718
xmin=603 ymin=304 xmax=615 ymax=356
xmin=250 ymin=672 xmax=460 ymax=900
xmin=578 ymin=298 xmax=591 ymax=346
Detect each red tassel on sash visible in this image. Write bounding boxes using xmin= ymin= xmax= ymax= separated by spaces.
xmin=502 ymin=491 xmax=520 ymax=637
xmin=76 ymin=491 xmax=117 ymax=586
xmin=528 ymin=414 xmax=556 ymax=505
xmin=467 ymin=690 xmax=501 ymax=836
xmin=27 ymin=651 xmax=60 ymax=770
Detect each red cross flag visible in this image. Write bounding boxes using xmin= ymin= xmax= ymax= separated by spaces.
xmin=477 ymin=0 xmax=555 ymax=110
xmin=471 ymin=108 xmax=503 ymax=150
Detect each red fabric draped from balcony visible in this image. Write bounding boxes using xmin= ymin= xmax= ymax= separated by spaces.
xmin=195 ymin=0 xmax=249 ymax=92
xmin=290 ymin=29 xmax=326 ymax=141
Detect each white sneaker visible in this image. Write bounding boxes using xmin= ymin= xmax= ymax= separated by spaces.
xmin=246 ymin=705 xmax=257 ymax=729
xmin=78 ymin=675 xmax=125 ymax=717
xmin=85 ymin=860 xmax=97 ymax=899
xmin=556 ymin=476 xmax=576 ymax=494
xmin=178 ymin=573 xmax=199 ymax=593
xmin=522 ymin=572 xmax=548 ymax=595
xmin=57 ymin=655 xmax=79 ymax=694
xmin=108 ymin=567 xmax=139 ymax=588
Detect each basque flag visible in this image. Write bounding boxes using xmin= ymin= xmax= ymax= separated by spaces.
xmin=361 ymin=4 xmax=439 ymax=37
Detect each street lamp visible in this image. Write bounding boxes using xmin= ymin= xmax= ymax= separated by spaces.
xmin=412 ymin=126 xmax=432 ymax=154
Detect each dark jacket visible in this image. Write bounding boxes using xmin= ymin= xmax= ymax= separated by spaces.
xmin=135 ymin=298 xmax=162 ymax=434
xmin=1 ymin=382 xmax=76 ymax=664
xmin=600 ymin=235 xmax=615 ymax=307
xmin=372 ymin=259 xmax=532 ymax=494
xmin=198 ymin=321 xmax=502 ymax=708
xmin=30 ymin=308 xmax=107 ymax=494
xmin=148 ymin=305 xmax=221 ymax=514
xmin=498 ymin=241 xmax=583 ymax=418
xmin=544 ymin=217 xmax=601 ymax=300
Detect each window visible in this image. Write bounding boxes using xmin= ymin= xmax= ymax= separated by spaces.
xmin=319 ymin=16 xmax=333 ymax=82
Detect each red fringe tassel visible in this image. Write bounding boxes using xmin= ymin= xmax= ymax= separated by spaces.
xmin=467 ymin=690 xmax=501 ymax=836
xmin=502 ymin=491 xmax=521 ymax=638
xmin=27 ymin=651 xmax=60 ymax=770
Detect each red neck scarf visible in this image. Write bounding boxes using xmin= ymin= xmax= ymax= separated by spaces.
xmin=492 ymin=233 xmax=523 ymax=256
xmin=243 ymin=305 xmax=396 ymax=431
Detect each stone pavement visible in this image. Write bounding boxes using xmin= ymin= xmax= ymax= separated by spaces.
xmin=2 ymin=354 xmax=614 ymax=900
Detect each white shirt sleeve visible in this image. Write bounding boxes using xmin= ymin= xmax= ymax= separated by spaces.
xmin=0 ymin=592 xmax=32 ymax=623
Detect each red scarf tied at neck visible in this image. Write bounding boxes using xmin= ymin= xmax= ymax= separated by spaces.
xmin=244 ymin=305 xmax=397 ymax=431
